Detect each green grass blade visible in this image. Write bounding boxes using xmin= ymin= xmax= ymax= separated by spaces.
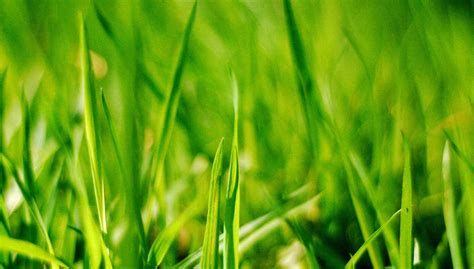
xmin=349 ymin=152 xmax=400 ymax=266
xmin=345 ymin=209 xmax=401 ymax=269
xmin=442 ymin=142 xmax=464 ymax=269
xmin=201 ymin=138 xmax=225 ymax=269
xmin=0 ymin=236 xmax=68 ymax=268
xmin=64 ymin=154 xmax=111 ymax=269
xmin=224 ymin=71 xmax=240 ymax=269
xmin=21 ymin=93 xmax=35 ymax=196
xmin=101 ymin=91 xmax=147 ymax=258
xmin=282 ymin=0 xmax=322 ymax=159
xmin=400 ymin=137 xmax=413 ymax=269
xmin=0 ymin=68 xmax=6 ymax=192
xmin=150 ymin=0 xmax=197 ymax=228
xmin=342 ymin=158 xmax=384 ymax=269
xmin=79 ymin=13 xmax=106 ymax=234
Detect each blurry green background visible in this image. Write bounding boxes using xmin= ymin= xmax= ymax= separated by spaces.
xmin=0 ymin=0 xmax=472 ymax=268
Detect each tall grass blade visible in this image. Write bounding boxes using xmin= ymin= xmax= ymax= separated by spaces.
xmin=349 ymin=152 xmax=400 ymax=266
xmin=79 ymin=14 xmax=107 ymax=234
xmin=0 ymin=236 xmax=68 ymax=268
xmin=442 ymin=142 xmax=464 ymax=269
xmin=224 ymin=70 xmax=240 ymax=269
xmin=63 ymin=154 xmax=111 ymax=269
xmin=200 ymin=138 xmax=225 ymax=269
xmin=0 ymin=68 xmax=6 ymax=191
xmin=345 ymin=209 xmax=401 ymax=269
xmin=150 ymin=0 xmax=197 ymax=228
xmin=282 ymin=0 xmax=322 ymax=159
xmin=101 ymin=91 xmax=147 ymax=258
xmin=400 ymin=137 xmax=413 ymax=269
xmin=21 ymin=94 xmax=35 ymax=195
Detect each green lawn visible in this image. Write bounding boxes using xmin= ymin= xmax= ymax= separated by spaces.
xmin=0 ymin=0 xmax=472 ymax=268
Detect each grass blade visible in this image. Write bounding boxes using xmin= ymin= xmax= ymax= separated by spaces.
xmin=149 ymin=0 xmax=197 ymax=228
xmin=200 ymin=138 xmax=225 ymax=269
xmin=442 ymin=142 xmax=464 ymax=269
xmin=345 ymin=209 xmax=401 ymax=269
xmin=400 ymin=137 xmax=413 ymax=269
xmin=79 ymin=13 xmax=106 ymax=234
xmin=0 ymin=68 xmax=6 ymax=191
xmin=283 ymin=0 xmax=323 ymax=159
xmin=224 ymin=70 xmax=240 ymax=269
xmin=0 ymin=236 xmax=68 ymax=268
xmin=101 ymin=91 xmax=147 ymax=259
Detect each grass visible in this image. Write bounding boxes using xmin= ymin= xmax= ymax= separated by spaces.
xmin=0 ymin=0 xmax=472 ymax=268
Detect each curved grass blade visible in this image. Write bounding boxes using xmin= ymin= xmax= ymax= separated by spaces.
xmin=149 ymin=0 xmax=197 ymax=229
xmin=224 ymin=70 xmax=240 ymax=269
xmin=0 ymin=236 xmax=68 ymax=268
xmin=400 ymin=137 xmax=413 ymax=269
xmin=200 ymin=138 xmax=225 ymax=269
xmin=345 ymin=209 xmax=401 ymax=269
xmin=442 ymin=142 xmax=464 ymax=269
xmin=79 ymin=13 xmax=106 ymax=234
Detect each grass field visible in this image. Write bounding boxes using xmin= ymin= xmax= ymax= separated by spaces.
xmin=0 ymin=0 xmax=473 ymax=268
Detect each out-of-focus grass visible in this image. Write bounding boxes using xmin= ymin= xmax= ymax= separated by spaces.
xmin=0 ymin=0 xmax=472 ymax=268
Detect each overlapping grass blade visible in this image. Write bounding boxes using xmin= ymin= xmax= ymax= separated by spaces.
xmin=149 ymin=0 xmax=197 ymax=228
xmin=0 ymin=236 xmax=68 ymax=268
xmin=442 ymin=142 xmax=464 ymax=268
xmin=342 ymin=158 xmax=384 ymax=269
xmin=176 ymin=192 xmax=322 ymax=268
xmin=201 ymin=138 xmax=225 ymax=269
xmin=286 ymin=218 xmax=321 ymax=269
xmin=400 ymin=137 xmax=413 ymax=269
xmin=63 ymin=153 xmax=111 ymax=269
xmin=345 ymin=209 xmax=401 ymax=269
xmin=349 ymin=152 xmax=400 ymax=266
xmin=224 ymin=70 xmax=240 ymax=269
xmin=79 ymin=14 xmax=107 ymax=233
xmin=0 ymin=153 xmax=55 ymax=265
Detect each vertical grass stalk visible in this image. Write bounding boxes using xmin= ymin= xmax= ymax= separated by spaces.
xmin=224 ymin=71 xmax=240 ymax=269
xmin=79 ymin=14 xmax=107 ymax=234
